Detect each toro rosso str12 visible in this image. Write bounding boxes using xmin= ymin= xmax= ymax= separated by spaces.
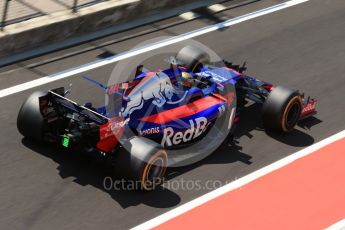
xmin=17 ymin=46 xmax=317 ymax=190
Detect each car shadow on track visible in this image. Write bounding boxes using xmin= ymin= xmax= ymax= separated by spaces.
xmin=21 ymin=102 xmax=319 ymax=209
xmin=21 ymin=132 xmax=254 ymax=210
xmin=22 ymin=135 xmax=253 ymax=209
xmin=22 ymin=138 xmax=181 ymax=209
xmin=165 ymin=102 xmax=318 ymax=180
xmin=236 ymin=102 xmax=317 ymax=147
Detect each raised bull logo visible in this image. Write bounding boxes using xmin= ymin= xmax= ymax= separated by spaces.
xmin=120 ymin=72 xmax=177 ymax=117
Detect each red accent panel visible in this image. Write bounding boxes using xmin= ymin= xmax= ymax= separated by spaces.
xmin=223 ymin=67 xmax=241 ymax=75
xmin=262 ymin=84 xmax=273 ymax=91
xmin=212 ymin=92 xmax=235 ymax=106
xmin=139 ymin=96 xmax=225 ymax=124
xmin=96 ymin=117 xmax=125 ymax=153
xmin=212 ymin=93 xmax=227 ymax=101
xmin=301 ymin=100 xmax=317 ymax=117
xmin=130 ymin=71 xmax=159 ymax=93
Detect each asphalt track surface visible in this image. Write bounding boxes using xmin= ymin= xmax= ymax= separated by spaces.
xmin=1 ymin=0 xmax=345 ymax=229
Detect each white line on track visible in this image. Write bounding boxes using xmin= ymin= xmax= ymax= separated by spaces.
xmin=0 ymin=0 xmax=310 ymax=98
xmin=326 ymin=219 xmax=345 ymax=230
xmin=131 ymin=129 xmax=345 ymax=230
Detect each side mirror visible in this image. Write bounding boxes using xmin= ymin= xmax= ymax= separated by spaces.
xmin=239 ymin=62 xmax=247 ymax=73
xmin=135 ymin=65 xmax=144 ymax=77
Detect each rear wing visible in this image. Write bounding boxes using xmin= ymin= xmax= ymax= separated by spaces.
xmin=42 ymin=87 xmax=109 ymax=125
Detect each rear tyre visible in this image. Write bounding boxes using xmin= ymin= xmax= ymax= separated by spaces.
xmin=115 ymin=136 xmax=168 ymax=191
xmin=262 ymin=86 xmax=302 ymax=133
xmin=17 ymin=91 xmax=48 ymax=141
xmin=176 ymin=46 xmax=210 ymax=72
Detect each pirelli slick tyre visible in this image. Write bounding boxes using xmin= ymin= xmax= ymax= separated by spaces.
xmin=262 ymin=86 xmax=303 ymax=133
xmin=176 ymin=46 xmax=210 ymax=72
xmin=17 ymin=91 xmax=48 ymax=141
xmin=116 ymin=136 xmax=168 ymax=191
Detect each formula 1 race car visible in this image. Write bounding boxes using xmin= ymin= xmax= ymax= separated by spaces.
xmin=17 ymin=46 xmax=317 ymax=190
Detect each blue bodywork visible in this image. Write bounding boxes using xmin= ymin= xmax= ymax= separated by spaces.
xmin=86 ymin=65 xmax=245 ymax=147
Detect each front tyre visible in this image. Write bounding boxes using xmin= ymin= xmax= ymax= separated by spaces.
xmin=176 ymin=46 xmax=210 ymax=72
xmin=262 ymin=86 xmax=302 ymax=133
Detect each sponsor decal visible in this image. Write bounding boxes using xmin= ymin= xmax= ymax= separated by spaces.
xmin=110 ymin=118 xmax=129 ymax=133
xmin=196 ymin=71 xmax=227 ymax=83
xmin=139 ymin=127 xmax=160 ymax=136
xmin=161 ymin=117 xmax=208 ymax=146
xmin=120 ymin=72 xmax=187 ymax=117
xmin=302 ymin=101 xmax=316 ymax=114
xmin=101 ymin=118 xmax=129 ymax=139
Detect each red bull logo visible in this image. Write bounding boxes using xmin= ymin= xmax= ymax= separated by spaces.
xmin=161 ymin=117 xmax=209 ymax=146
xmin=120 ymin=72 xmax=177 ymax=117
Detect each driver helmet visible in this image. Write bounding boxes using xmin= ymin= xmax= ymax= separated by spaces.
xmin=181 ymin=72 xmax=193 ymax=88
